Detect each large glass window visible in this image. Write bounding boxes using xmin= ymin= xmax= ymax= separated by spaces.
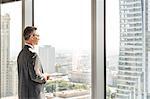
xmin=34 ymin=0 xmax=91 ymax=98
xmin=0 ymin=1 xmax=22 ymax=99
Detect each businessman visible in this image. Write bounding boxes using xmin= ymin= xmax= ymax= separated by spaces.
xmin=17 ymin=26 xmax=49 ymax=99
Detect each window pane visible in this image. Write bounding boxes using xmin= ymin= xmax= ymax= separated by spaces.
xmin=0 ymin=1 xmax=22 ymax=99
xmin=106 ymin=0 xmax=150 ymax=99
xmin=34 ymin=0 xmax=91 ymax=98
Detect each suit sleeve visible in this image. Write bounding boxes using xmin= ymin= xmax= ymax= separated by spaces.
xmin=28 ymin=53 xmax=46 ymax=84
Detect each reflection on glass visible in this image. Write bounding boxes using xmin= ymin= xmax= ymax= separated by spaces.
xmin=0 ymin=1 xmax=22 ymax=99
xmin=35 ymin=0 xmax=91 ymax=98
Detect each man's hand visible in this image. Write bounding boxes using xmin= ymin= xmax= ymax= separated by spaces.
xmin=45 ymin=73 xmax=51 ymax=80
xmin=42 ymin=73 xmax=50 ymax=81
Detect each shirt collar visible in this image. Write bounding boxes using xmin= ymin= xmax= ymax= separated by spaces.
xmin=25 ymin=43 xmax=34 ymax=49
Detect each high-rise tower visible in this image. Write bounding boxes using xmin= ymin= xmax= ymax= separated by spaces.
xmin=117 ymin=0 xmax=150 ymax=99
xmin=0 ymin=14 xmax=12 ymax=97
xmin=39 ymin=45 xmax=55 ymax=74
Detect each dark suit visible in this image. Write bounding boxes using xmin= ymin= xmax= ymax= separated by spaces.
xmin=17 ymin=45 xmax=45 ymax=99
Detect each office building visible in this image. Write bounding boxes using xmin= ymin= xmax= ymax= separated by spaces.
xmin=117 ymin=0 xmax=150 ymax=99
xmin=0 ymin=14 xmax=13 ymax=97
xmin=39 ymin=45 xmax=55 ymax=74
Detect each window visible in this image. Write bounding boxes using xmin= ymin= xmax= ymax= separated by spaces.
xmin=34 ymin=0 xmax=91 ymax=98
xmin=0 ymin=1 xmax=22 ymax=98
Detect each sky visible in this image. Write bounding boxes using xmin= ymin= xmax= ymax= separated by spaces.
xmin=34 ymin=0 xmax=91 ymax=50
xmin=106 ymin=0 xmax=120 ymax=57
xmin=1 ymin=0 xmax=91 ymax=58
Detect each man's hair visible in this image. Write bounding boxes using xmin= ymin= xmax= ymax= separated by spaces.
xmin=23 ymin=26 xmax=37 ymax=40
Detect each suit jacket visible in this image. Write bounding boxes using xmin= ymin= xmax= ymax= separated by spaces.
xmin=17 ymin=45 xmax=46 ymax=99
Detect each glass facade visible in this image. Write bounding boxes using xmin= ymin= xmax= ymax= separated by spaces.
xmin=117 ymin=1 xmax=144 ymax=99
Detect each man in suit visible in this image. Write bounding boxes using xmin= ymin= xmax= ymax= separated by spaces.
xmin=17 ymin=26 xmax=50 ymax=99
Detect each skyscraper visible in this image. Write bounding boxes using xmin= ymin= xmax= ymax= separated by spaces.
xmin=117 ymin=0 xmax=150 ymax=99
xmin=39 ymin=45 xmax=55 ymax=74
xmin=0 ymin=14 xmax=12 ymax=97
xmin=1 ymin=13 xmax=19 ymax=98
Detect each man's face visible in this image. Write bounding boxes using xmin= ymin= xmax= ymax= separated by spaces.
xmin=30 ymin=30 xmax=40 ymax=45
